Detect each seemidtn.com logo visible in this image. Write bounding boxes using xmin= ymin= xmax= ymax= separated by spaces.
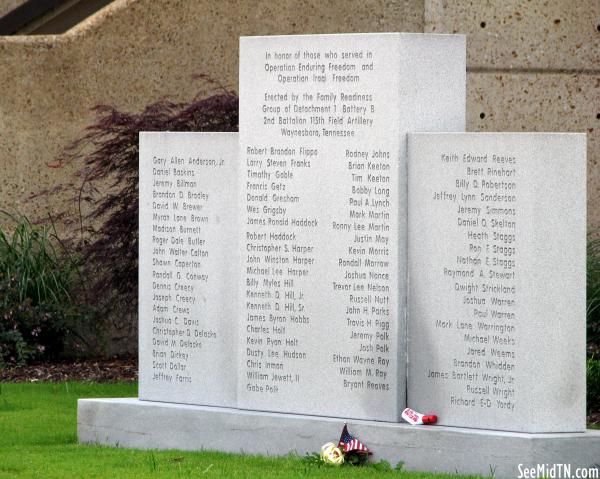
xmin=518 ymin=464 xmax=600 ymax=479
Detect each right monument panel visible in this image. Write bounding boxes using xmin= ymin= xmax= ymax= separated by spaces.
xmin=407 ymin=133 xmax=586 ymax=433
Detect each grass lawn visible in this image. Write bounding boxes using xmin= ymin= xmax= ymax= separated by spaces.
xmin=0 ymin=382 xmax=478 ymax=479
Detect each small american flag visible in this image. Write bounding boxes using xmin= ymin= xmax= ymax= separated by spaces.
xmin=338 ymin=424 xmax=371 ymax=455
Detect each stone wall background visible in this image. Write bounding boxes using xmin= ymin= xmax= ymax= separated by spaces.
xmin=0 ymin=0 xmax=27 ymax=19
xmin=0 ymin=0 xmax=598 ymax=354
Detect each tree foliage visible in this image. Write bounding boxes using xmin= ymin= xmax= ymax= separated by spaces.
xmin=46 ymin=84 xmax=238 ymax=324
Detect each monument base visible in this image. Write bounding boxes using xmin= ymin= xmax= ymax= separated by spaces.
xmin=78 ymin=398 xmax=600 ymax=478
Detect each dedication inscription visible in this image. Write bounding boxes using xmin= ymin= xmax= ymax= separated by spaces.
xmin=239 ymin=33 xmax=465 ymax=420
xmin=139 ymin=132 xmax=238 ymax=407
xmin=407 ymin=133 xmax=586 ymax=432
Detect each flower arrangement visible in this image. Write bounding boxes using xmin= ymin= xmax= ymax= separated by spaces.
xmin=320 ymin=442 xmax=345 ymax=465
xmin=310 ymin=411 xmax=437 ymax=468
xmin=319 ymin=424 xmax=371 ymax=466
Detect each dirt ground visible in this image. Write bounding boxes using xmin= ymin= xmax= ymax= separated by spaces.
xmin=0 ymin=358 xmax=137 ymax=383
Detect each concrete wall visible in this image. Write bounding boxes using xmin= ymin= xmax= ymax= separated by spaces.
xmin=0 ymin=0 xmax=597 ymax=225
xmin=0 ymin=0 xmax=27 ymax=18
xmin=426 ymin=0 xmax=600 ymax=226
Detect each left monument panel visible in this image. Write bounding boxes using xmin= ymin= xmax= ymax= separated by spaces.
xmin=139 ymin=132 xmax=239 ymax=407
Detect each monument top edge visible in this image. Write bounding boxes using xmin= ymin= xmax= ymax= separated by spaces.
xmin=240 ymin=32 xmax=466 ymax=41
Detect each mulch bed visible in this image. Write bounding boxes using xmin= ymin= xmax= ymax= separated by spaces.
xmin=0 ymin=358 xmax=138 ymax=383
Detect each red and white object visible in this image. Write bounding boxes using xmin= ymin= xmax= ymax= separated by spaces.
xmin=402 ymin=408 xmax=437 ymax=425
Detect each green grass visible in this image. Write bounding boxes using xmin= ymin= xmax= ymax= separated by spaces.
xmin=0 ymin=382 xmax=478 ymax=479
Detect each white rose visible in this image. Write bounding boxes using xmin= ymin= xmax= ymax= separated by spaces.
xmin=320 ymin=442 xmax=345 ymax=465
